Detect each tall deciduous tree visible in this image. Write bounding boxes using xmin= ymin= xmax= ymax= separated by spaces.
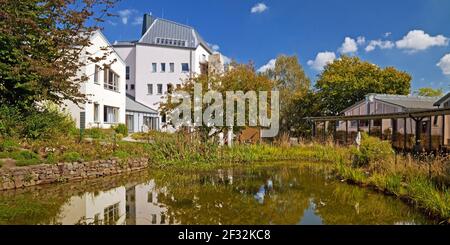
xmin=0 ymin=0 xmax=117 ymax=110
xmin=315 ymin=56 xmax=411 ymax=115
xmin=161 ymin=64 xmax=275 ymax=140
xmin=415 ymin=87 xmax=444 ymax=97
xmin=264 ymin=55 xmax=310 ymax=134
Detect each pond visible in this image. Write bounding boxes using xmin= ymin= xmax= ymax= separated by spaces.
xmin=0 ymin=162 xmax=435 ymax=225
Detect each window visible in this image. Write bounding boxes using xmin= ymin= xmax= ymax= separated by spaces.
xmin=131 ymin=84 xmax=135 ymax=90
xmin=125 ymin=84 xmax=128 ymax=90
xmin=94 ymin=103 xmax=99 ymax=123
xmin=94 ymin=65 xmax=100 ymax=84
xmin=433 ymin=116 xmax=439 ymax=126
xmin=144 ymin=116 xmax=158 ymax=130
xmin=161 ymin=114 xmax=167 ymax=123
xmin=181 ymin=63 xmax=189 ymax=72
xmin=152 ymin=63 xmax=157 ymax=73
xmin=93 ymin=213 xmax=100 ymax=225
xmin=104 ymin=203 xmax=120 ymax=225
xmin=103 ymin=66 xmax=120 ymax=92
xmin=104 ymin=106 xmax=119 ymax=123
xmin=147 ymin=84 xmax=153 ymax=95
xmin=161 ymin=63 xmax=166 ymax=73
xmin=157 ymin=84 xmax=163 ymax=95
xmin=169 ymin=63 xmax=174 ymax=73
xmin=126 ymin=66 xmax=130 ymax=80
xmin=151 ymin=214 xmax=157 ymax=224
xmin=167 ymin=84 xmax=173 ymax=94
xmin=156 ymin=38 xmax=160 ymax=44
xmin=148 ymin=192 xmax=153 ymax=203
xmin=160 ymin=213 xmax=166 ymax=224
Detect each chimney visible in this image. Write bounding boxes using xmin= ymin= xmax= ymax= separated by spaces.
xmin=141 ymin=13 xmax=155 ymax=36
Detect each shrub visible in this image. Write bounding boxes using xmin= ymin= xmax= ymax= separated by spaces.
xmin=0 ymin=106 xmax=22 ymax=137
xmin=115 ymin=133 xmax=124 ymax=141
xmin=9 ymin=150 xmax=41 ymax=166
xmin=113 ymin=150 xmax=130 ymax=159
xmin=113 ymin=124 xmax=128 ymax=137
xmin=352 ymin=133 xmax=394 ymax=167
xmin=0 ymin=152 xmax=9 ymax=158
xmin=62 ymin=152 xmax=82 ymax=162
xmin=0 ymin=103 xmax=76 ymax=140
xmin=11 ymin=150 xmax=40 ymax=161
xmin=45 ymin=153 xmax=57 ymax=164
xmin=0 ymin=139 xmax=20 ymax=152
xmin=15 ymin=159 xmax=41 ymax=167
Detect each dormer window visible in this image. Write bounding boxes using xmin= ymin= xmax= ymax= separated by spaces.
xmin=155 ymin=37 xmax=188 ymax=47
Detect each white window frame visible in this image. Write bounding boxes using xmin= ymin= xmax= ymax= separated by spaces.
xmin=103 ymin=66 xmax=120 ymax=92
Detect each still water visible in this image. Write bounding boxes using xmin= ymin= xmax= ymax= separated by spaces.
xmin=0 ymin=163 xmax=435 ymax=225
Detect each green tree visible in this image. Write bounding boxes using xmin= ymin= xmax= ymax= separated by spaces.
xmin=0 ymin=0 xmax=117 ymax=111
xmin=264 ymin=55 xmax=310 ymax=134
xmin=415 ymin=87 xmax=444 ymax=97
xmin=315 ymin=56 xmax=411 ymax=115
xmin=161 ymin=64 xmax=275 ymax=140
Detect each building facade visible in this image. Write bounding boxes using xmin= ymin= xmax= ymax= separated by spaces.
xmin=126 ymin=95 xmax=159 ymax=133
xmin=64 ymin=30 xmax=127 ymax=129
xmin=114 ymin=14 xmax=217 ymax=131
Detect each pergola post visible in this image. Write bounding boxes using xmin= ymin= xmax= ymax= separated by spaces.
xmin=404 ymin=117 xmax=407 ymax=151
xmin=345 ymin=120 xmax=349 ymax=145
xmin=428 ymin=116 xmax=433 ymax=152
xmin=392 ymin=119 xmax=397 ymax=145
xmin=333 ymin=121 xmax=337 ymax=144
xmin=380 ymin=119 xmax=383 ymax=139
xmin=323 ymin=121 xmax=326 ymax=142
xmin=312 ymin=121 xmax=316 ymax=140
xmin=413 ymin=117 xmax=424 ymax=153
xmin=442 ymin=115 xmax=446 ymax=149
xmin=368 ymin=119 xmax=371 ymax=136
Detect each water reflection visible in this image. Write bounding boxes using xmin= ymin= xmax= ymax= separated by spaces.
xmin=0 ymin=163 xmax=436 ymax=225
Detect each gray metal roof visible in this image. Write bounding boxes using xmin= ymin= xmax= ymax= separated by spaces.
xmin=341 ymin=93 xmax=442 ymax=114
xmin=434 ymin=92 xmax=450 ymax=106
xmin=138 ymin=15 xmax=212 ymax=53
xmin=370 ymin=94 xmax=441 ymax=111
xmin=126 ymin=95 xmax=158 ymax=114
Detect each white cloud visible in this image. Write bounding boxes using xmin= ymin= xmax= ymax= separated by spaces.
xmin=208 ymin=43 xmax=220 ymax=52
xmin=107 ymin=20 xmax=117 ymax=26
xmin=118 ymin=9 xmax=137 ymax=25
xmin=251 ymin=3 xmax=268 ymax=14
xmin=384 ymin=32 xmax=392 ymax=37
xmin=131 ymin=16 xmax=143 ymax=26
xmin=339 ymin=37 xmax=358 ymax=54
xmin=307 ymin=52 xmax=336 ymax=71
xmin=365 ymin=40 xmax=394 ymax=52
xmin=357 ymin=36 xmax=366 ymax=45
xmin=257 ymin=59 xmax=276 ymax=73
xmin=437 ymin=53 xmax=450 ymax=75
xmin=396 ymin=30 xmax=448 ymax=52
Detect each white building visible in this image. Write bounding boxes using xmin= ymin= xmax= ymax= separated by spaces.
xmin=114 ymin=14 xmax=215 ymax=130
xmin=54 ymin=186 xmax=126 ymax=225
xmin=126 ymin=180 xmax=176 ymax=225
xmin=65 ymin=30 xmax=127 ymax=129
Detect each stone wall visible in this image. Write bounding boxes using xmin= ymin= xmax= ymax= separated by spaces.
xmin=0 ymin=158 xmax=149 ymax=191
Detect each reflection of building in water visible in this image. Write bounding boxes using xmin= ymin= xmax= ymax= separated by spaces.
xmin=126 ymin=180 xmax=175 ymax=225
xmin=200 ymin=169 xmax=234 ymax=186
xmin=55 ymin=187 xmax=126 ymax=225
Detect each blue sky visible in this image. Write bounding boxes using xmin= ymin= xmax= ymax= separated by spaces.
xmin=100 ymin=0 xmax=450 ymax=92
